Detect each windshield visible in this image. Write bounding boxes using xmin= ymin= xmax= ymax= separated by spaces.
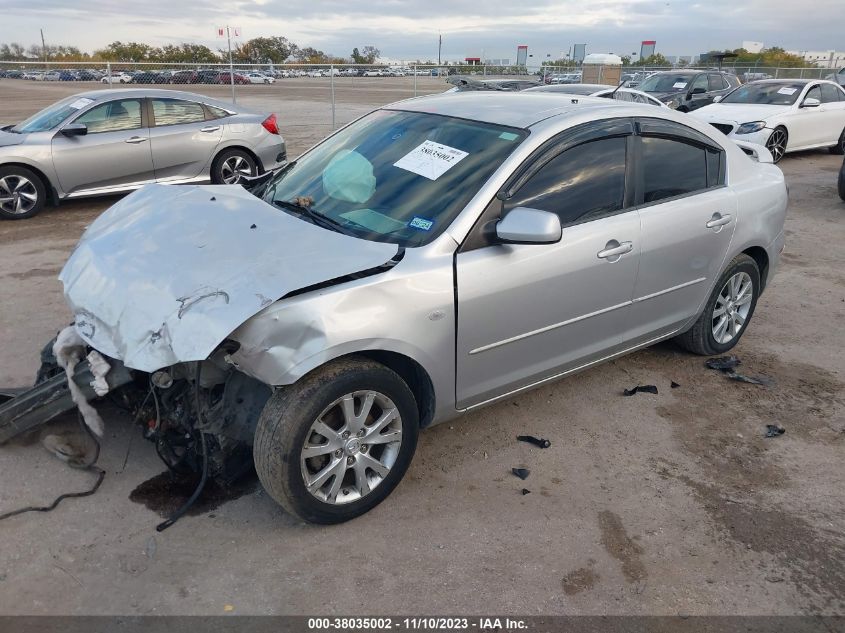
xmin=640 ymin=73 xmax=695 ymax=93
xmin=11 ymin=95 xmax=96 ymax=133
xmin=262 ymin=109 xmax=527 ymax=247
xmin=721 ymin=82 xmax=803 ymax=105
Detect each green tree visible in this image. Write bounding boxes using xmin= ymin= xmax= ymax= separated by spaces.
xmin=232 ymin=36 xmax=296 ymax=64
xmin=159 ymin=43 xmax=219 ymax=63
xmin=360 ymin=46 xmax=380 ymax=63
xmin=94 ymin=41 xmax=158 ymax=62
xmin=351 ymin=47 xmax=364 ymax=64
xmin=634 ymin=53 xmax=670 ymax=67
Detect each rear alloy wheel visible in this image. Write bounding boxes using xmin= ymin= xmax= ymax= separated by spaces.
xmin=0 ymin=166 xmax=46 ymax=220
xmin=766 ymin=126 xmax=788 ymax=163
xmin=254 ymin=357 xmax=419 ymax=524
xmin=674 ymin=254 xmax=760 ymax=356
xmin=211 ymin=149 xmax=257 ymax=185
xmin=830 ymin=127 xmax=845 ymax=155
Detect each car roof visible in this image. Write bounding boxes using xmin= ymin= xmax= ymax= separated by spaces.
xmin=70 ymin=89 xmax=253 ymax=114
xmin=747 ymin=78 xmax=814 ymax=85
xmin=391 ymin=92 xmax=634 ymax=129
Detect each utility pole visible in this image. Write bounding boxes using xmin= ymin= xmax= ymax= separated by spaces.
xmin=226 ymin=26 xmax=236 ymax=104
xmin=40 ymin=29 xmax=47 ymax=62
xmin=438 ymin=33 xmax=442 ymax=66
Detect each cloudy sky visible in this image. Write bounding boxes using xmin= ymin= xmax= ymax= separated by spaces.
xmin=1 ymin=0 xmax=842 ymax=62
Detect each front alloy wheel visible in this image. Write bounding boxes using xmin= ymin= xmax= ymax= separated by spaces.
xmin=301 ymin=391 xmax=403 ymax=504
xmin=766 ymin=127 xmax=787 ymax=163
xmin=0 ymin=166 xmax=46 ymax=220
xmin=254 ymin=357 xmax=419 ymax=524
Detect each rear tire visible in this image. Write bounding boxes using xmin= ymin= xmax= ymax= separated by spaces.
xmin=211 ymin=149 xmax=257 ymax=185
xmin=254 ymin=357 xmax=419 ymax=524
xmin=838 ymin=159 xmax=845 ymax=202
xmin=0 ymin=165 xmax=46 ymax=220
xmin=830 ymin=127 xmax=845 ymax=155
xmin=674 ymin=254 xmax=760 ymax=356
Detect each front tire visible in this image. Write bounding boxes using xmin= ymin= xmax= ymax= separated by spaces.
xmin=211 ymin=149 xmax=257 ymax=185
xmin=766 ymin=126 xmax=788 ymax=163
xmin=254 ymin=357 xmax=419 ymax=524
xmin=674 ymin=254 xmax=760 ymax=356
xmin=0 ymin=165 xmax=46 ymax=220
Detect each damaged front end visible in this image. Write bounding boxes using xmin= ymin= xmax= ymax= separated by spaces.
xmin=1 ymin=182 xmax=402 ymax=489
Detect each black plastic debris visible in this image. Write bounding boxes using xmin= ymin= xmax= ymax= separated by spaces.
xmin=209 ymin=196 xmax=216 ymax=201
xmin=517 ymin=435 xmax=551 ymax=448
xmin=512 ymin=468 xmax=530 ymax=480
xmin=250 ymin=224 xmax=257 ymax=229
xmin=671 ymin=381 xmax=681 ymax=389
xmin=764 ymin=424 xmax=785 ymax=438
xmin=623 ymin=385 xmax=659 ymax=396
xmin=705 ymin=356 xmax=741 ymax=371
xmin=521 ymin=489 xmax=531 ymax=495
xmin=728 ymin=372 xmax=774 ymax=386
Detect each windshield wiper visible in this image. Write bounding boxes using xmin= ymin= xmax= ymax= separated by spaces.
xmin=273 ymin=199 xmax=357 ymax=236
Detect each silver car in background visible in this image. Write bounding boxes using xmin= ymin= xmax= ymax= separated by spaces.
xmin=2 ymin=93 xmax=787 ymax=525
xmin=0 ymin=89 xmax=286 ymax=219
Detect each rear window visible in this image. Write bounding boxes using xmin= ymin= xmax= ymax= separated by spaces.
xmin=641 ymin=137 xmax=707 ymax=203
xmin=151 ymin=98 xmax=206 ymax=126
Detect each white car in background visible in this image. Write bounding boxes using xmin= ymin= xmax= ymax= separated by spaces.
xmin=691 ymin=79 xmax=845 ymax=163
xmin=524 ymin=83 xmax=668 ymax=107
xmin=246 ymin=72 xmax=275 ymax=84
xmin=100 ymin=72 xmax=134 ymax=84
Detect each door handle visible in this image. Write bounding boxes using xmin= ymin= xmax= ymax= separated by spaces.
xmin=124 ymin=136 xmax=147 ymax=144
xmin=706 ymin=213 xmax=732 ymax=230
xmin=597 ymin=240 xmax=633 ymax=260
xmin=200 ymin=126 xmax=220 ymax=133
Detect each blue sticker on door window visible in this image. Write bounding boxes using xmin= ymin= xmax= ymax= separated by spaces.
xmin=409 ymin=216 xmax=434 ymax=231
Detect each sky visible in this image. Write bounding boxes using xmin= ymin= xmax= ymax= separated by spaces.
xmin=0 ymin=0 xmax=842 ymax=63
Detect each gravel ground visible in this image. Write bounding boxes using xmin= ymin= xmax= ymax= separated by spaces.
xmin=0 ymin=79 xmax=843 ymax=616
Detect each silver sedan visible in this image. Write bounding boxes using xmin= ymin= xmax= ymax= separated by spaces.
xmin=5 ymin=93 xmax=787 ymax=524
xmin=0 ymin=88 xmax=286 ymax=219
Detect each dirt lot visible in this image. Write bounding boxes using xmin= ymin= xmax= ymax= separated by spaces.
xmin=0 ymin=80 xmax=843 ymax=616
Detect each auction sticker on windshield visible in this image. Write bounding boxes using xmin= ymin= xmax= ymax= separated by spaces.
xmin=777 ymin=87 xmax=798 ymax=95
xmin=394 ymin=140 xmax=468 ymax=181
xmin=673 ymin=82 xmax=687 ymax=89
xmin=69 ymin=98 xmax=95 ymax=110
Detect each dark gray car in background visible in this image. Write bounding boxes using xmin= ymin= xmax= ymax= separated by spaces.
xmin=639 ymin=70 xmax=741 ymax=112
xmin=0 ymin=89 xmax=286 ymax=219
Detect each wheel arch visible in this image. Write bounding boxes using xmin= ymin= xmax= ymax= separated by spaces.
xmin=212 ymin=144 xmax=265 ymax=174
xmin=0 ymin=161 xmax=59 ymax=205
xmin=742 ymin=245 xmax=769 ymax=293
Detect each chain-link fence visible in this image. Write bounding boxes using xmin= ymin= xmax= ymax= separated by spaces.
xmin=1 ymin=60 xmax=843 ymax=145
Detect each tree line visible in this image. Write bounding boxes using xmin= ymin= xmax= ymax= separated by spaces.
xmin=0 ymin=38 xmax=381 ymax=65
xmin=541 ymin=46 xmax=818 ymax=69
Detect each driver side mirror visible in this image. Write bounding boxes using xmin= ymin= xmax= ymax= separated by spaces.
xmin=495 ymin=207 xmax=561 ymax=245
xmin=801 ymin=97 xmax=820 ymax=108
xmin=61 ymin=123 xmax=88 ymax=137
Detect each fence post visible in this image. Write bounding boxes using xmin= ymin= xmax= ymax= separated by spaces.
xmin=330 ymin=64 xmax=336 ymax=130
xmin=107 ymin=61 xmax=112 ymax=85
xmin=413 ymin=65 xmax=417 ymax=97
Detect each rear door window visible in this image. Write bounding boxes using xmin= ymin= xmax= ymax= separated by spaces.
xmin=640 ymin=137 xmax=707 ymax=203
xmin=708 ymin=74 xmax=727 ymax=91
xmin=820 ymin=84 xmax=842 ymax=103
xmin=151 ymin=99 xmax=206 ymax=126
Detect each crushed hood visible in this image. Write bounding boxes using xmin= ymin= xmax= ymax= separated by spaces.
xmin=0 ymin=129 xmax=26 ymax=147
xmin=59 ymin=184 xmax=398 ymax=372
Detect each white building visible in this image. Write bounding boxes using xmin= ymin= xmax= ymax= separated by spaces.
xmin=741 ymin=41 xmax=764 ymax=54
xmin=787 ymin=50 xmax=845 ymax=68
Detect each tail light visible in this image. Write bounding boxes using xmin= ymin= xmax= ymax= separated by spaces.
xmin=262 ymin=113 xmax=279 ymax=135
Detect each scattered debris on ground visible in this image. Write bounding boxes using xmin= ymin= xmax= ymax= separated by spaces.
xmin=512 ymin=468 xmax=530 ymax=480
xmin=705 ymin=356 xmax=774 ymax=387
xmin=671 ymin=381 xmax=681 ymax=389
xmin=517 ymin=435 xmax=551 ymax=448
xmin=623 ymin=385 xmax=658 ymax=396
xmin=521 ymin=489 xmax=531 ymax=495
xmin=764 ymin=424 xmax=786 ymax=438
